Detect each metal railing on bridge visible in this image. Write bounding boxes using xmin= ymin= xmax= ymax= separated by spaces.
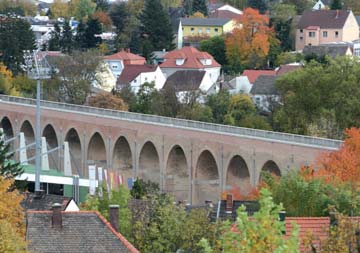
xmin=0 ymin=95 xmax=343 ymax=150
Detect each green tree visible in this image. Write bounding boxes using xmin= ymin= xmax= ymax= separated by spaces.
xmin=48 ymin=23 xmax=61 ymax=51
xmin=224 ymin=0 xmax=247 ymax=9
xmin=0 ymin=16 xmax=35 ymax=75
xmin=109 ymin=2 xmax=128 ymax=35
xmin=83 ymin=183 xmax=132 ymax=238
xmin=331 ymin=0 xmax=342 ymax=9
xmin=160 ymin=0 xmax=182 ymax=9
xmin=11 ymin=74 xmax=36 ymax=98
xmin=200 ymin=188 xmax=299 ymax=252
xmin=45 ymin=50 xmax=101 ymax=104
xmin=84 ymin=17 xmax=102 ymax=49
xmin=74 ymin=21 xmax=87 ymax=50
xmin=60 ymin=21 xmax=73 ymax=53
xmin=0 ymin=131 xmax=23 ymax=179
xmin=274 ymin=57 xmax=360 ymax=138
xmin=283 ymin=0 xmax=312 ymax=14
xmin=140 ymin=0 xmax=174 ymax=58
xmin=247 ymin=0 xmax=268 ymax=14
xmin=270 ymin=3 xmax=297 ymax=51
xmin=200 ymin=36 xmax=227 ymax=66
xmin=193 ymin=0 xmax=208 ymax=16
xmin=70 ymin=0 xmax=96 ymax=21
xmin=94 ymin=0 xmax=109 ymax=11
xmin=183 ymin=0 xmax=193 ymax=15
xmin=224 ymin=94 xmax=271 ymax=130
xmin=206 ymin=90 xmax=231 ymax=124
xmin=132 ymin=82 xmax=161 ymax=114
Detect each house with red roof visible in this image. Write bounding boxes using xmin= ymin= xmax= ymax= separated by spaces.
xmin=116 ymin=65 xmax=166 ymax=93
xmin=104 ymin=49 xmax=146 ymax=80
xmin=209 ymin=4 xmax=243 ymax=19
xmin=160 ymin=46 xmax=221 ymax=86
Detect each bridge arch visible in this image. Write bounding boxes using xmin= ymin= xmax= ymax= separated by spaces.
xmin=225 ymin=155 xmax=251 ymax=196
xmin=87 ymin=132 xmax=107 ymax=177
xmin=20 ymin=120 xmax=35 ymax=164
xmin=194 ymin=149 xmax=219 ymax=204
xmin=65 ymin=128 xmax=82 ymax=176
xmin=138 ymin=141 xmax=160 ymax=185
xmin=1 ymin=116 xmax=14 ymax=141
xmin=260 ymin=160 xmax=281 ymax=181
xmin=42 ymin=124 xmax=59 ymax=170
xmin=112 ymin=136 xmax=133 ymax=186
xmin=165 ymin=144 xmax=189 ymax=201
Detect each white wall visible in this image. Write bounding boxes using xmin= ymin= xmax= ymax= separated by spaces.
xmin=130 ymin=67 xmax=166 ymax=93
xmin=105 ymin=60 xmax=124 ymax=80
xmin=229 ymin=76 xmax=252 ymax=94
xmin=252 ymin=95 xmax=280 ymax=113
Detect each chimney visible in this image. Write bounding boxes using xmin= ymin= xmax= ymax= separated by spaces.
xmin=330 ymin=211 xmax=337 ymax=226
xmin=335 ymin=10 xmax=339 ymax=19
xmin=126 ymin=48 xmax=130 ymax=53
xmin=52 ymin=203 xmax=62 ymax=229
xmin=34 ymin=189 xmax=45 ymax=199
xmin=279 ymin=211 xmax=286 ymax=234
xmin=109 ymin=205 xmax=119 ymax=232
xmin=225 ymin=194 xmax=233 ymax=213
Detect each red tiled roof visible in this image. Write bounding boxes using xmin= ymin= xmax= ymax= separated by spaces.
xmin=241 ymin=70 xmax=276 ymax=84
xmin=209 ymin=10 xmax=242 ymax=19
xmin=286 ymin=217 xmax=329 ymax=252
xmin=104 ymin=49 xmax=146 ymax=62
xmin=117 ymin=64 xmax=157 ymax=85
xmin=160 ymin=46 xmax=221 ymax=69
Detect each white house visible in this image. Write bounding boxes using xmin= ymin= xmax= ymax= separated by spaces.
xmin=250 ymin=75 xmax=280 ymax=113
xmin=313 ymin=0 xmax=330 ymax=10
xmin=163 ymin=70 xmax=216 ymax=103
xmin=226 ymin=76 xmax=252 ymax=94
xmin=116 ymin=65 xmax=166 ymax=93
xmin=160 ymin=46 xmax=221 ymax=85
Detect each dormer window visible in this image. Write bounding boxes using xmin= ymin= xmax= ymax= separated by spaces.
xmin=200 ymin=59 xmax=212 ymax=65
xmin=176 ymin=58 xmax=185 ymax=65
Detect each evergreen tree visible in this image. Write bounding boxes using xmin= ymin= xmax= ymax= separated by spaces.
xmin=331 ymin=0 xmax=342 ymax=9
xmin=0 ymin=16 xmax=35 ymax=75
xmin=192 ymin=0 xmax=208 ymax=16
xmin=109 ymin=2 xmax=128 ymax=34
xmin=75 ymin=21 xmax=87 ymax=50
xmin=183 ymin=0 xmax=193 ymax=16
xmin=84 ymin=17 xmax=102 ymax=48
xmin=247 ymin=0 xmax=268 ymax=14
xmin=140 ymin=0 xmax=174 ymax=58
xmin=0 ymin=131 xmax=23 ymax=180
xmin=60 ymin=20 xmax=73 ymax=53
xmin=94 ymin=0 xmax=109 ymax=11
xmin=48 ymin=22 xmax=61 ymax=51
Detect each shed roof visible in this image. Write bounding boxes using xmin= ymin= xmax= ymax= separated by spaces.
xmin=297 ymin=10 xmax=352 ymax=29
xmin=180 ymin=18 xmax=231 ymax=26
xmin=250 ymin=75 xmax=279 ymax=95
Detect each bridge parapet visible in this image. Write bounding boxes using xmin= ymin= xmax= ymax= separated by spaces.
xmin=0 ymin=95 xmax=343 ymax=150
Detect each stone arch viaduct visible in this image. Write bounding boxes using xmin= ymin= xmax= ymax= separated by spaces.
xmin=0 ymin=95 xmax=342 ymax=204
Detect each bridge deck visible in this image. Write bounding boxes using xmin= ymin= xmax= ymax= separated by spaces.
xmin=0 ymin=95 xmax=343 ymax=150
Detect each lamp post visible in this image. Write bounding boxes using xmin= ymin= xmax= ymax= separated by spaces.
xmin=35 ymin=77 xmax=41 ymax=192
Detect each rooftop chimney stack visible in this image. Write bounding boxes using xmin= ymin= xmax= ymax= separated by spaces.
xmin=109 ymin=205 xmax=119 ymax=232
xmin=52 ymin=203 xmax=62 ymax=229
xmin=225 ymin=194 xmax=233 ymax=213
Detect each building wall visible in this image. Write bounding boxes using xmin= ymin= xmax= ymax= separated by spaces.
xmin=104 ymin=60 xmax=124 ymax=80
xmin=130 ymin=67 xmax=166 ymax=93
xmin=342 ymin=11 xmax=360 ymax=42
xmin=182 ymin=25 xmax=224 ymax=37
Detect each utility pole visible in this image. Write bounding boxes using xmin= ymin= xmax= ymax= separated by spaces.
xmin=35 ymin=78 xmax=41 ymax=191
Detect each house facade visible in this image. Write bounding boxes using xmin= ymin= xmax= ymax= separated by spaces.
xmin=296 ymin=10 xmax=359 ymax=51
xmin=116 ymin=65 xmax=166 ymax=93
xmin=104 ymin=49 xmax=146 ymax=80
xmin=180 ymin=18 xmax=236 ymax=38
xmin=160 ymin=46 xmax=221 ymax=85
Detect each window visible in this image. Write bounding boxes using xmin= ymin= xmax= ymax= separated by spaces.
xmin=355 ymin=48 xmax=360 ymax=57
xmin=309 ymin=32 xmax=315 ymax=37
xmin=323 ymin=31 xmax=328 ymax=37
xmin=112 ymin=65 xmax=118 ymax=69
xmin=335 ymin=31 xmax=339 ymax=38
xmin=300 ymin=36 xmax=303 ymax=40
xmin=198 ymin=27 xmax=202 ymax=34
xmin=206 ymin=27 xmax=210 ymax=33
xmin=300 ymin=29 xmax=303 ymax=33
xmin=191 ymin=27 xmax=194 ymax=34
xmin=145 ymin=77 xmax=148 ymax=81
xmin=214 ymin=28 xmax=218 ymax=33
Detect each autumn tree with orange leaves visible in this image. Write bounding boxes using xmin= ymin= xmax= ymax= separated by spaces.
xmin=316 ymin=127 xmax=360 ymax=185
xmin=225 ymin=8 xmax=277 ymax=70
